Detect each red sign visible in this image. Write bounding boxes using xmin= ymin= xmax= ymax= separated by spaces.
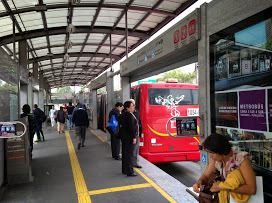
xmin=174 ymin=30 xmax=180 ymax=44
xmin=188 ymin=19 xmax=196 ymax=36
xmin=181 ymin=25 xmax=187 ymax=40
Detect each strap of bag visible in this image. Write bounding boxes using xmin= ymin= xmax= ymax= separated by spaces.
xmin=130 ymin=112 xmax=139 ymax=136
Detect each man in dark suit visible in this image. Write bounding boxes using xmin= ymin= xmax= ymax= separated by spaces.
xmin=108 ymin=102 xmax=123 ymax=160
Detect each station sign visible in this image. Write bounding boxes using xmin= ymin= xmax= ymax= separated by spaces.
xmin=121 ymin=9 xmax=200 ymax=76
xmin=0 ymin=121 xmax=26 ymax=138
xmin=138 ymin=79 xmax=156 ymax=84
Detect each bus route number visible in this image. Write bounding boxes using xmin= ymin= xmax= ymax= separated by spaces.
xmin=187 ymin=108 xmax=199 ymax=116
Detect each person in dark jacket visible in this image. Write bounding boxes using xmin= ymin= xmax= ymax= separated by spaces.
xmin=33 ymin=104 xmax=45 ymax=142
xmin=129 ymin=99 xmax=143 ymax=168
xmin=119 ymin=101 xmax=137 ymax=176
xmin=21 ymin=104 xmax=36 ymax=158
xmin=56 ymin=106 xmax=68 ymax=134
xmin=67 ymin=102 xmax=75 ymax=130
xmin=108 ymin=102 xmax=123 ymax=160
xmin=72 ymin=103 xmax=89 ymax=150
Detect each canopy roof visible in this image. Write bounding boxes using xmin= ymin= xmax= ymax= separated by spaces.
xmin=0 ymin=0 xmax=197 ymax=88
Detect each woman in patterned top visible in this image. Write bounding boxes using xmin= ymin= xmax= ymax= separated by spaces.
xmin=193 ymin=134 xmax=256 ymax=196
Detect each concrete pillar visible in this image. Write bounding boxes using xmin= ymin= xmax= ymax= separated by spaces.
xmin=33 ymin=91 xmax=39 ymax=107
xmin=19 ymin=40 xmax=28 ymax=112
xmin=39 ymin=90 xmax=44 ymax=112
xmin=27 ymin=79 xmax=33 ymax=109
xmin=106 ymin=72 xmax=114 ymax=141
xmin=33 ymin=62 xmax=38 ymax=81
xmin=121 ymin=76 xmax=130 ymax=103
xmin=198 ymin=3 xmax=210 ymax=174
xmin=91 ymin=89 xmax=97 ymax=130
xmin=20 ymin=85 xmax=28 ymax=114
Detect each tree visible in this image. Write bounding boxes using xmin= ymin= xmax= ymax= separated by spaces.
xmin=56 ymin=86 xmax=73 ymax=93
xmin=262 ymin=40 xmax=272 ymax=51
xmin=97 ymin=87 xmax=106 ymax=94
xmin=156 ymin=69 xmax=196 ymax=84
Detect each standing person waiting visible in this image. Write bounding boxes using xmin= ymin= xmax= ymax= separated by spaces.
xmin=56 ymin=106 xmax=68 ymax=134
xmin=128 ymin=99 xmax=142 ymax=168
xmin=119 ymin=101 xmax=137 ymax=176
xmin=49 ymin=105 xmax=56 ymax=127
xmin=67 ymin=102 xmax=75 ymax=130
xmin=72 ymin=103 xmax=89 ymax=150
xmin=108 ymin=102 xmax=123 ymax=160
xmin=193 ymin=134 xmax=256 ymax=202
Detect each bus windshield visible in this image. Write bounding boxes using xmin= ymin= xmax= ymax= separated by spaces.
xmin=148 ymin=88 xmax=198 ymax=106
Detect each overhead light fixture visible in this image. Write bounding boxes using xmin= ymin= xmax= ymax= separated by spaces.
xmin=63 ymin=61 xmax=68 ymax=67
xmin=70 ymin=0 xmax=81 ymax=5
xmin=66 ymin=40 xmax=73 ymax=49
xmin=64 ymin=53 xmax=69 ymax=61
xmin=66 ymin=24 xmax=75 ymax=34
xmin=35 ymin=4 xmax=47 ymax=11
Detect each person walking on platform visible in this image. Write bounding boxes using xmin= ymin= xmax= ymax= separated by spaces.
xmin=21 ymin=104 xmax=36 ymax=158
xmin=129 ymin=99 xmax=143 ymax=169
xmin=119 ymin=101 xmax=137 ymax=176
xmin=56 ymin=106 xmax=68 ymax=134
xmin=67 ymin=102 xmax=75 ymax=130
xmin=49 ymin=105 xmax=56 ymax=127
xmin=108 ymin=102 xmax=123 ymax=160
xmin=72 ymin=103 xmax=89 ymax=150
xmin=33 ymin=104 xmax=45 ymax=142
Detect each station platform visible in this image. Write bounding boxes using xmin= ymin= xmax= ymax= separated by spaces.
xmin=0 ymin=125 xmax=197 ymax=203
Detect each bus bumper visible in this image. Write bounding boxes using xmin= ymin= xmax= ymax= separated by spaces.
xmin=140 ymin=151 xmax=200 ymax=164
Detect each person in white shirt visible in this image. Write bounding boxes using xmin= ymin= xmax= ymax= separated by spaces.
xmin=49 ymin=105 xmax=56 ymax=127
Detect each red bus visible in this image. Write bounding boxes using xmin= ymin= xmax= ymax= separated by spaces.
xmin=131 ymin=83 xmax=200 ymax=164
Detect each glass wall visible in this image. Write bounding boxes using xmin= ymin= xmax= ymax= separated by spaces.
xmin=210 ymin=16 xmax=272 ymax=200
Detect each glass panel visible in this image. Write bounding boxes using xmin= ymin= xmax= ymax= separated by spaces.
xmin=70 ymin=34 xmax=87 ymax=44
xmin=15 ymin=12 xmax=43 ymax=31
xmin=211 ymin=17 xmax=272 ymax=174
xmin=51 ymin=47 xmax=64 ymax=54
xmin=148 ymin=88 xmax=198 ymax=106
xmin=0 ymin=17 xmax=13 ymax=37
xmin=46 ymin=9 xmax=67 ymax=27
xmin=35 ymin=49 xmax=49 ymax=57
xmin=31 ymin=37 xmax=47 ymax=48
xmin=8 ymin=0 xmax=36 ymax=10
xmin=112 ymin=48 xmax=125 ymax=55
xmin=77 ymin=62 xmax=88 ymax=66
xmin=83 ymin=46 xmax=97 ymax=52
xmin=50 ymin=35 xmax=66 ymax=45
xmin=131 ymin=0 xmax=157 ymax=8
xmin=99 ymin=47 xmax=110 ymax=54
xmin=44 ymin=0 xmax=69 ymax=5
xmin=87 ymin=33 xmax=104 ymax=43
xmin=157 ymin=0 xmax=185 ymax=12
xmin=67 ymin=57 xmax=77 ymax=61
xmin=67 ymin=46 xmax=82 ymax=53
xmin=73 ymin=8 xmax=96 ymax=26
xmin=104 ymin=0 xmax=128 ymax=5
xmin=146 ymin=14 xmax=166 ymax=23
xmin=79 ymin=57 xmax=91 ymax=61
xmin=52 ymin=58 xmax=63 ymax=63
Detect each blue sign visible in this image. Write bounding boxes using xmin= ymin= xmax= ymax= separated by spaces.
xmin=152 ymin=50 xmax=155 ymax=58
xmin=201 ymin=154 xmax=207 ymax=164
xmin=191 ymin=123 xmax=195 ymax=128
xmin=186 ymin=123 xmax=190 ymax=128
xmin=11 ymin=127 xmax=15 ymax=131
xmin=6 ymin=127 xmax=10 ymax=131
xmin=137 ymin=59 xmax=140 ymax=66
xmin=144 ymin=54 xmax=148 ymax=62
xmin=1 ymin=127 xmax=5 ymax=131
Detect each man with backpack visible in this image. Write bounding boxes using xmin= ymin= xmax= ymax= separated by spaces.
xmin=33 ymin=104 xmax=46 ymax=142
xmin=56 ymin=106 xmax=68 ymax=134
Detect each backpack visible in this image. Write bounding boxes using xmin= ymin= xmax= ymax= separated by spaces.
xmin=39 ymin=110 xmax=47 ymax=123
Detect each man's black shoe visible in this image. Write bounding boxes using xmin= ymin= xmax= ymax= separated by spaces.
xmin=115 ymin=157 xmax=121 ymax=160
xmin=135 ymin=165 xmax=142 ymax=168
xmin=77 ymin=143 xmax=81 ymax=150
xmin=81 ymin=144 xmax=85 ymax=147
xmin=127 ymin=173 xmax=137 ymax=177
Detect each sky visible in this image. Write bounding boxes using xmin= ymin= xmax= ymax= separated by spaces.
xmin=52 ymin=0 xmax=212 ymax=93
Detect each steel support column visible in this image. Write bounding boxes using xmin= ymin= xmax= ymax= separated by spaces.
xmin=91 ymin=89 xmax=98 ymax=130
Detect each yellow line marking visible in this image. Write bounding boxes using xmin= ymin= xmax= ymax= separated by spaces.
xmin=65 ymin=131 xmax=92 ymax=203
xmin=88 ymin=183 xmax=151 ymax=195
xmin=134 ymin=168 xmax=177 ymax=203
xmin=90 ymin=129 xmax=105 ymax=142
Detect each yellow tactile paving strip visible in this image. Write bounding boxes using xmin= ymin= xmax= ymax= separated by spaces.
xmin=65 ymin=131 xmax=92 ymax=203
xmin=65 ymin=130 xmax=177 ymax=203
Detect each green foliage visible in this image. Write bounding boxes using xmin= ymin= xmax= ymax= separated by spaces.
xmin=156 ymin=69 xmax=196 ymax=84
xmin=262 ymin=40 xmax=272 ymax=50
xmin=56 ymin=86 xmax=73 ymax=93
xmin=97 ymin=87 xmax=106 ymax=94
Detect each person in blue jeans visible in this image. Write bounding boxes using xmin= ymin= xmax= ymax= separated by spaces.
xmin=67 ymin=102 xmax=75 ymax=130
